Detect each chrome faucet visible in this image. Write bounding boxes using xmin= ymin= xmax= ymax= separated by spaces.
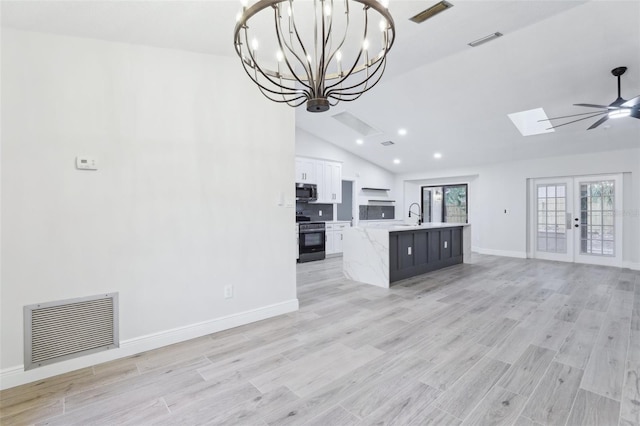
xmin=408 ymin=202 xmax=423 ymax=225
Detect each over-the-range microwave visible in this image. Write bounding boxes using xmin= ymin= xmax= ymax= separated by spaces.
xmin=296 ymin=183 xmax=318 ymax=201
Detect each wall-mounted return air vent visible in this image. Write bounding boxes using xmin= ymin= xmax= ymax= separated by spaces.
xmin=380 ymin=141 xmax=395 ymax=146
xmin=24 ymin=293 xmax=119 ymax=370
xmin=409 ymin=1 xmax=453 ymax=23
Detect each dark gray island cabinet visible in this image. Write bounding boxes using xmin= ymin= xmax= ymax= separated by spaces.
xmin=389 ymin=226 xmax=464 ymax=283
xmin=343 ymin=223 xmax=470 ymax=288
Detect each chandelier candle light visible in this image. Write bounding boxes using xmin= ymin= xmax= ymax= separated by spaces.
xmin=234 ymin=0 xmax=395 ymax=112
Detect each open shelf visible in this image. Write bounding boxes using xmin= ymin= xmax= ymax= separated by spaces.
xmin=362 ymin=187 xmax=390 ymax=191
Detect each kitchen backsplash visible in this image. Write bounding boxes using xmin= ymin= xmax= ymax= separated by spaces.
xmin=359 ymin=205 xmax=395 ymax=220
xmin=297 ymin=202 xmax=334 ymax=221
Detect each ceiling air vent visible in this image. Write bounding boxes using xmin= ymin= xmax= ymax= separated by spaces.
xmin=381 ymin=141 xmax=395 ymax=146
xmin=468 ymin=32 xmax=503 ymax=47
xmin=409 ymin=1 xmax=453 ymax=24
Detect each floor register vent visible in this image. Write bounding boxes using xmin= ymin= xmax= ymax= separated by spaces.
xmin=24 ymin=293 xmax=119 ymax=370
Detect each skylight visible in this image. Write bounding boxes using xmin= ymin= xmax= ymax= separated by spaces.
xmin=508 ymin=108 xmax=555 ymax=136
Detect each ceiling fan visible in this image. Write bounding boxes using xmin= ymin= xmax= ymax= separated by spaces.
xmin=542 ymin=66 xmax=640 ymax=130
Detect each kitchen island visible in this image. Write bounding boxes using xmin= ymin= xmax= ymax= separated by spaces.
xmin=343 ymin=223 xmax=471 ymax=288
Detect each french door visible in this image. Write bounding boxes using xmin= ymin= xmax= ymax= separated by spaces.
xmin=531 ymin=174 xmax=622 ymax=267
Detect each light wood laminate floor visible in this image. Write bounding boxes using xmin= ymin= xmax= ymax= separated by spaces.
xmin=1 ymin=254 xmax=639 ymax=425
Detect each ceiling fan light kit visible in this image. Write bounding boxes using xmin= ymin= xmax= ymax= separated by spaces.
xmin=543 ymin=66 xmax=640 ymax=130
xmin=609 ymin=109 xmax=631 ymax=119
xmin=233 ymin=0 xmax=395 ymax=113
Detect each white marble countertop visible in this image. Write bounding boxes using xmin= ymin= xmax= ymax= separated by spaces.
xmin=360 ymin=222 xmax=469 ymax=232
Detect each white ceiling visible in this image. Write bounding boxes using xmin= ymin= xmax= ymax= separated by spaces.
xmin=2 ymin=0 xmax=639 ymax=173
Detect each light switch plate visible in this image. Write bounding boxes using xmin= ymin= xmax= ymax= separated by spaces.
xmin=224 ymin=285 xmax=233 ymax=299
xmin=76 ymin=156 xmax=97 ymax=170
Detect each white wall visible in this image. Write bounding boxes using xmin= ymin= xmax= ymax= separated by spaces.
xmin=397 ymin=148 xmax=640 ymax=267
xmin=1 ymin=29 xmax=297 ymax=388
xmin=295 ymin=129 xmax=397 ymax=217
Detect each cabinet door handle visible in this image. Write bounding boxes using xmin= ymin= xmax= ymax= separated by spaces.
xmin=340 ymin=234 xmax=343 ymax=240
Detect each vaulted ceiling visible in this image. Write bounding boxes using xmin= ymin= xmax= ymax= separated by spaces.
xmin=2 ymin=1 xmax=639 ymax=173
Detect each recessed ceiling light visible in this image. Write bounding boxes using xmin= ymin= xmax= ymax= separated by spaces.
xmin=434 ymin=152 xmax=442 ymax=159
xmin=393 ymin=159 xmax=401 ymax=164
xmin=356 ymin=139 xmax=363 ymax=145
xmin=398 ymin=128 xmax=407 ymax=136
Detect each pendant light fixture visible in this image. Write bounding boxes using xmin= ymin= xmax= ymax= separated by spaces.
xmin=233 ymin=0 xmax=395 ymax=112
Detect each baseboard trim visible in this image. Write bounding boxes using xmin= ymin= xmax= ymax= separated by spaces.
xmin=472 ymin=247 xmax=639 ymax=270
xmin=623 ymin=261 xmax=640 ymax=271
xmin=0 ymin=298 xmax=299 ymax=391
xmin=471 ymin=247 xmax=527 ymax=259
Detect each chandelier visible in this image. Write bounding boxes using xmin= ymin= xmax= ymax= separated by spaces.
xmin=233 ymin=0 xmax=395 ymax=112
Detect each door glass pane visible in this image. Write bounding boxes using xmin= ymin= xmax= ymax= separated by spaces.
xmin=443 ymin=185 xmax=468 ymax=223
xmin=579 ymin=180 xmax=615 ymax=256
xmin=557 ymin=237 xmax=566 ymax=252
xmin=536 ymin=184 xmax=567 ymax=253
xmin=422 ymin=189 xmax=432 ymax=223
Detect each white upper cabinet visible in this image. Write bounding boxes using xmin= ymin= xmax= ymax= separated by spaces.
xmin=295 ymin=158 xmax=317 ymax=183
xmin=296 ymin=157 xmax=342 ymax=204
xmin=322 ymin=161 xmax=342 ymax=204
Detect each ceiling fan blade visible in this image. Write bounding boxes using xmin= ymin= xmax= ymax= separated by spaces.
xmin=587 ymin=114 xmax=610 ymax=130
xmin=621 ymin=95 xmax=640 ymax=108
xmin=538 ymin=110 xmax=612 ymax=122
xmin=546 ymin=111 xmax=608 ymax=130
xmin=573 ymin=103 xmax=614 ymax=109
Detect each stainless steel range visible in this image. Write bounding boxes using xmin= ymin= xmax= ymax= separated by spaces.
xmin=298 ymin=222 xmax=326 ymax=263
